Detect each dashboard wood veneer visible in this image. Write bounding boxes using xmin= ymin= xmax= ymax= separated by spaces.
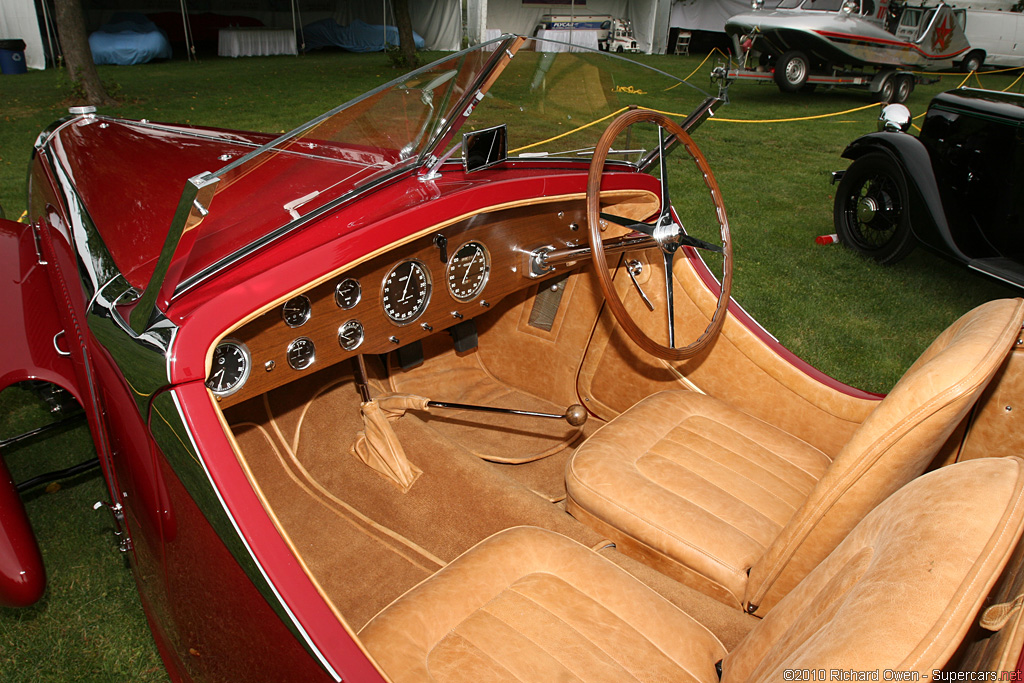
xmin=213 ymin=193 xmax=655 ymax=407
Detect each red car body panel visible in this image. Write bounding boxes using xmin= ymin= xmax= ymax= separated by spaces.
xmin=9 ymin=38 xmax=1012 ymax=680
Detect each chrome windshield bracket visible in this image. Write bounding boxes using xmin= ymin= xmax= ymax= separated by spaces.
xmin=129 ymin=172 xmax=219 ymax=334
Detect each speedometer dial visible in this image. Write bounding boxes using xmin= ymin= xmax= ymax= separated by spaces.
xmin=207 ymin=339 xmax=251 ymax=397
xmin=446 ymin=241 xmax=490 ymax=302
xmin=381 ymin=259 xmax=431 ymax=325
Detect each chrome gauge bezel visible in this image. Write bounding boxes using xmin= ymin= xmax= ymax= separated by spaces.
xmin=381 ymin=259 xmax=432 ymax=326
xmin=446 ymin=240 xmax=491 ymax=302
xmin=335 ymin=278 xmax=362 ymax=310
xmin=282 ymin=294 xmax=312 ymax=328
xmin=207 ymin=339 xmax=252 ymax=398
xmin=338 ymin=320 xmax=365 ymax=351
xmin=286 ymin=337 xmax=317 ymax=370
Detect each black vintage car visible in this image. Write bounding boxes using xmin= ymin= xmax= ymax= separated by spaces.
xmin=833 ymin=87 xmax=1024 ymax=288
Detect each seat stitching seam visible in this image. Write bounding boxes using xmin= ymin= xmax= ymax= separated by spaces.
xmin=505 ymin=578 xmax=701 ymax=681
xmin=568 ymin=464 xmax=756 ymax=575
xmin=653 ymin=432 xmax=814 ymax=508
xmin=437 ymin=628 xmax=530 ymax=683
xmin=664 ymin=419 xmax=826 ymax=484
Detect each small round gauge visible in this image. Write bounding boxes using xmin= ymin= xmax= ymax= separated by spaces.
xmin=207 ymin=339 xmax=251 ymax=397
xmin=446 ymin=241 xmax=490 ymax=302
xmin=381 ymin=259 xmax=432 ymax=326
xmin=282 ymin=295 xmax=312 ymax=328
xmin=335 ymin=278 xmax=362 ymax=310
xmin=338 ymin=320 xmax=365 ymax=351
xmin=287 ymin=337 xmax=316 ymax=370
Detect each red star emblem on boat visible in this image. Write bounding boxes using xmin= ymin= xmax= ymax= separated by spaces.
xmin=933 ymin=16 xmax=952 ymax=51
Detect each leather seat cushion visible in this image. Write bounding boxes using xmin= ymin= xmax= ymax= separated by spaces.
xmin=566 ymin=390 xmax=831 ymax=605
xmin=724 ymin=456 xmax=1024 ymax=680
xmin=358 ymin=526 xmax=727 ymax=683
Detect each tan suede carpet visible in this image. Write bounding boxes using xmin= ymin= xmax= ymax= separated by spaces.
xmin=388 ymin=334 xmax=588 ymax=463
xmin=225 ymin=355 xmax=758 ymax=648
xmin=226 ymin=361 xmax=601 ymax=629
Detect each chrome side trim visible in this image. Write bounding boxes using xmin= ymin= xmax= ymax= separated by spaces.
xmin=154 ymin=390 xmax=342 ymax=682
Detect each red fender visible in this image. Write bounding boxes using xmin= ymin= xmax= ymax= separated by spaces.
xmin=0 ymin=216 xmax=87 ymax=607
xmin=0 ymin=454 xmax=45 ymax=607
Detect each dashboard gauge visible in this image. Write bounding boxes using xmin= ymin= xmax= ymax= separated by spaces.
xmin=335 ymin=278 xmax=362 ymax=310
xmin=287 ymin=337 xmax=316 ymax=370
xmin=207 ymin=339 xmax=251 ymax=397
xmin=381 ymin=259 xmax=432 ymax=325
xmin=282 ymin=295 xmax=312 ymax=328
xmin=338 ymin=320 xmax=365 ymax=351
xmin=446 ymin=241 xmax=490 ymax=302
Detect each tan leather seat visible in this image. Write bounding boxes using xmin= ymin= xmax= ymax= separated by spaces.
xmin=359 ymin=457 xmax=1024 ymax=682
xmin=565 ymin=298 xmax=1024 ymax=612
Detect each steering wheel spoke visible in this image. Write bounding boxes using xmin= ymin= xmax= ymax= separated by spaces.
xmin=586 ymin=108 xmax=732 ymax=361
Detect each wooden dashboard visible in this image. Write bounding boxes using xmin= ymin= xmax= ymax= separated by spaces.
xmin=209 ymin=191 xmax=656 ymax=408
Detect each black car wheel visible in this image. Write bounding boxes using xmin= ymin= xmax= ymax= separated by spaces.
xmin=961 ymin=50 xmax=985 ymax=73
xmin=774 ymin=51 xmax=810 ymax=93
xmin=834 ymin=153 xmax=915 ymax=265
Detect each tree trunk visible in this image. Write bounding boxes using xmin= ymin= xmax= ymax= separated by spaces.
xmin=53 ymin=0 xmax=117 ymax=106
xmin=393 ymin=0 xmax=418 ymax=69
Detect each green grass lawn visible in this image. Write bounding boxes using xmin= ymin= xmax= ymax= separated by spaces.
xmin=0 ymin=49 xmax=1020 ymax=681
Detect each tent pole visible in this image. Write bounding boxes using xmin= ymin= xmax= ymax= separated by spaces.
xmin=291 ymin=0 xmax=299 ymax=55
xmin=180 ymin=0 xmax=196 ymax=62
xmin=39 ymin=0 xmax=61 ymax=68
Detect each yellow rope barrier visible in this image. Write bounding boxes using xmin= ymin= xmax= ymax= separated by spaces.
xmin=509 ymin=50 xmax=1024 ymax=153
xmin=509 ymin=106 xmax=631 ymax=154
xmin=708 ymin=101 xmax=883 ymax=123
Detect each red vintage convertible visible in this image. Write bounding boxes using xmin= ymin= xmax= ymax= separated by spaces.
xmin=3 ymin=36 xmax=1024 ymax=682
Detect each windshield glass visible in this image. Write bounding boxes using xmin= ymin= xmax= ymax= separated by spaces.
xmin=173 ymin=36 xmax=710 ymax=295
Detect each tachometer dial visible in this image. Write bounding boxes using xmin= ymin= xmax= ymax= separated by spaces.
xmin=446 ymin=241 xmax=490 ymax=302
xmin=287 ymin=337 xmax=316 ymax=370
xmin=381 ymin=259 xmax=432 ymax=325
xmin=282 ymin=295 xmax=312 ymax=328
xmin=335 ymin=278 xmax=361 ymax=310
xmin=338 ymin=320 xmax=365 ymax=351
xmin=207 ymin=340 xmax=251 ymax=397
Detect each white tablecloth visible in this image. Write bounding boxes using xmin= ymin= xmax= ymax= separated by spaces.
xmin=534 ymin=29 xmax=600 ymax=53
xmin=218 ymin=28 xmax=297 ymax=58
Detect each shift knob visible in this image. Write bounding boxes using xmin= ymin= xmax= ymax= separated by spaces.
xmin=564 ymin=404 xmax=589 ymax=427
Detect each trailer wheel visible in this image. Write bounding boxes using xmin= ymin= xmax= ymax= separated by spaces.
xmin=876 ymin=75 xmax=896 ymax=103
xmin=893 ymin=75 xmax=914 ymax=104
xmin=773 ymin=51 xmax=809 ymax=93
xmin=834 ymin=153 xmax=915 ymax=265
xmin=961 ymin=50 xmax=985 ymax=73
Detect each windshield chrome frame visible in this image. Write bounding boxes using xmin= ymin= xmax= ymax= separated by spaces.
xmin=164 ymin=34 xmax=714 ymax=306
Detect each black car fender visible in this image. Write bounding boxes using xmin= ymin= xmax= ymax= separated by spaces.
xmin=840 ymin=133 xmax=968 ymax=262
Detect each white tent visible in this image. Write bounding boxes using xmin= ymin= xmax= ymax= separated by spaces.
xmin=669 ymin=0 xmax=749 ymax=34
xmin=5 ymin=0 xmax=460 ymax=70
xmin=1 ymin=0 xmax=49 ymax=70
xmin=467 ymin=0 xmax=673 ymax=54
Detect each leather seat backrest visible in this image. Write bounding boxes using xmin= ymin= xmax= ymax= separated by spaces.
xmin=746 ymin=298 xmax=1024 ymax=613
xmin=725 ymin=456 xmax=1024 ymax=679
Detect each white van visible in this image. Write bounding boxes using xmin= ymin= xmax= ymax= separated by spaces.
xmin=958 ymin=9 xmax=1024 ymax=69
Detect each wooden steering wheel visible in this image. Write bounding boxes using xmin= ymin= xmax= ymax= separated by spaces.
xmin=586 ymin=108 xmax=733 ymax=361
